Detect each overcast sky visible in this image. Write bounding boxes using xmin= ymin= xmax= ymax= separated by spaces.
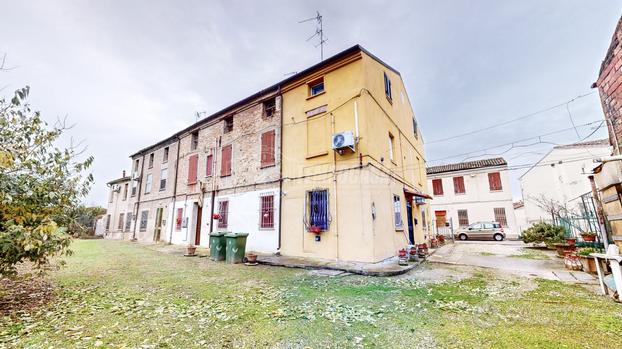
xmin=1 ymin=0 xmax=620 ymax=206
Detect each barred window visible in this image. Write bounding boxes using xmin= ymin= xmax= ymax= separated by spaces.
xmin=393 ymin=195 xmax=403 ymax=229
xmin=494 ymin=207 xmax=507 ymax=227
xmin=139 ymin=210 xmax=148 ymax=232
xmin=125 ymin=212 xmax=132 ymax=232
xmin=260 ymin=194 xmax=274 ymax=229
xmin=307 ymin=190 xmax=329 ymax=231
xmin=457 ymin=209 xmax=469 ymax=227
xmin=218 ymin=200 xmax=229 ymax=228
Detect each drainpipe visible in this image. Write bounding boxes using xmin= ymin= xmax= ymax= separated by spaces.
xmin=277 ymin=89 xmax=284 ymax=252
xmin=168 ymin=137 xmax=181 ymax=244
xmin=588 ymin=175 xmax=609 ymax=251
xmin=330 ymin=111 xmax=339 ymax=260
xmin=132 ymin=153 xmax=146 ymax=241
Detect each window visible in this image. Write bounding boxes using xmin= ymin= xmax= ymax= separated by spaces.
xmin=263 ymin=98 xmax=276 ymax=117
xmin=223 ymin=116 xmax=233 ymax=133
xmin=134 ymin=159 xmax=140 ymax=172
xmin=260 ymin=130 xmax=276 ymax=168
xmin=221 ymin=145 xmax=232 ymax=177
xmin=123 ymin=183 xmax=128 ymax=200
xmin=139 ymin=210 xmax=148 ymax=232
xmin=175 ymin=208 xmax=183 ymax=231
xmin=118 ymin=213 xmax=124 ymax=231
xmin=187 ymin=154 xmax=198 ymax=184
xmin=488 ymin=172 xmax=502 ymax=191
xmin=125 ymin=212 xmax=132 ymax=232
xmin=148 ymin=153 xmax=154 ymax=168
xmin=393 ymin=195 xmax=403 ymax=229
xmin=160 ymin=168 xmax=168 ymax=191
xmin=206 ymin=155 xmax=213 ymax=176
xmin=309 ymin=78 xmax=325 ymax=96
xmin=458 ymin=209 xmax=469 ymax=227
xmin=105 ymin=214 xmax=111 ymax=231
xmin=163 ymin=147 xmax=169 ymax=163
xmin=191 ymin=131 xmax=199 ymax=151
xmin=260 ymin=194 xmax=274 ymax=229
xmin=412 ymin=117 xmax=418 ymax=139
xmin=432 ymin=179 xmax=444 ymax=196
xmin=453 ymin=176 xmax=465 ymax=194
xmin=307 ymin=190 xmax=329 ymax=231
xmin=388 ymin=133 xmax=395 ymax=162
xmin=131 ymin=180 xmax=137 ymax=197
xmin=144 ymin=174 xmax=152 ymax=194
xmin=218 ymin=200 xmax=229 ymax=228
xmin=384 ymin=72 xmax=392 ymax=100
xmin=494 ymin=207 xmax=508 ymax=227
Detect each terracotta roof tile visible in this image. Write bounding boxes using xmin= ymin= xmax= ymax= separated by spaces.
xmin=426 ymin=157 xmax=507 ymax=175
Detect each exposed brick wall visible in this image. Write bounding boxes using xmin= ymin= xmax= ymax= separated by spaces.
xmin=596 ymin=16 xmax=622 ymax=155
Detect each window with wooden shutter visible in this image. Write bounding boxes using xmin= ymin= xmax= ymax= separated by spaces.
xmin=218 ymin=200 xmax=229 ymax=228
xmin=139 ymin=210 xmax=148 ymax=232
xmin=175 ymin=208 xmax=183 ymax=231
xmin=457 ymin=209 xmax=469 ymax=227
xmin=453 ymin=176 xmax=465 ymax=194
xmin=188 ymin=154 xmax=198 ymax=184
xmin=206 ymin=155 xmax=213 ymax=176
xmin=261 ymin=130 xmax=275 ymax=168
xmin=432 ymin=179 xmax=443 ymax=196
xmin=494 ymin=207 xmax=507 ymax=226
xmin=488 ymin=172 xmax=502 ymax=191
xmin=221 ymin=145 xmax=232 ymax=177
xmin=260 ymin=194 xmax=274 ymax=229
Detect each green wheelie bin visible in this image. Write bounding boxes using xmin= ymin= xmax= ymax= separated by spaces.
xmin=225 ymin=232 xmax=249 ymax=264
xmin=209 ymin=232 xmax=227 ymax=261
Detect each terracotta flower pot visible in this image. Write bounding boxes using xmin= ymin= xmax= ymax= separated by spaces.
xmin=186 ymin=245 xmax=197 ymax=256
xmin=246 ymin=253 xmax=257 ymax=263
xmin=566 ymin=238 xmax=576 ymax=246
xmin=581 ymin=234 xmax=596 ymax=242
xmin=553 ymin=243 xmax=575 ymax=258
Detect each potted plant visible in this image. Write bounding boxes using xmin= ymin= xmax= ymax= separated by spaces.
xmin=246 ymin=252 xmax=258 ymax=264
xmin=185 ymin=244 xmax=197 ymax=256
xmin=566 ymin=236 xmax=577 ymax=246
xmin=437 ymin=234 xmax=446 ymax=243
xmin=581 ymin=231 xmax=597 ymax=242
xmin=553 ymin=242 xmax=575 ymax=258
xmin=577 ymin=247 xmax=598 ymax=273
xmin=430 ymin=238 xmax=438 ymax=248
xmin=398 ymin=248 xmax=408 ymax=265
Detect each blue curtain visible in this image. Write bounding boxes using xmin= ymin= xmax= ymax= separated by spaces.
xmin=310 ymin=190 xmax=328 ymax=230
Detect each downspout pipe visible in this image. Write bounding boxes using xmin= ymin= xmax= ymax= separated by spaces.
xmin=132 ymin=153 xmax=146 ymax=241
xmin=277 ymin=87 xmax=284 ymax=253
xmin=168 ymin=137 xmax=181 ymax=244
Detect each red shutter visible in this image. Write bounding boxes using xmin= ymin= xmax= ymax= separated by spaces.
xmin=187 ymin=154 xmax=198 ymax=184
xmin=206 ymin=155 xmax=213 ymax=176
xmin=175 ymin=208 xmax=183 ymax=230
xmin=261 ymin=130 xmax=275 ymax=167
xmin=432 ymin=179 xmax=443 ymax=196
xmin=488 ymin=172 xmax=502 ymax=191
xmin=221 ymin=145 xmax=232 ymax=177
xmin=453 ymin=176 xmax=465 ymax=194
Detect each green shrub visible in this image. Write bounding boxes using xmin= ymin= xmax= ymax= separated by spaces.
xmin=577 ymin=247 xmax=597 ymax=256
xmin=521 ymin=222 xmax=565 ymax=245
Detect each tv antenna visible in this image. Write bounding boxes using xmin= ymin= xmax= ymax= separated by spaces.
xmin=299 ymin=11 xmax=327 ymax=61
xmin=195 ymin=111 xmax=206 ymax=123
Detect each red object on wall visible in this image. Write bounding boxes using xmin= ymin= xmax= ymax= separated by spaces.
xmin=260 ymin=130 xmax=275 ymax=168
xmin=453 ymin=176 xmax=465 ymax=194
xmin=432 ymin=179 xmax=443 ymax=196
xmin=206 ymin=155 xmax=213 ymax=176
xmin=488 ymin=172 xmax=502 ymax=191
xmin=187 ymin=154 xmax=198 ymax=184
xmin=175 ymin=208 xmax=183 ymax=231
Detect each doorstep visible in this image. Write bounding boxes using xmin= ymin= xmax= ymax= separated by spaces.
xmin=256 ymin=249 xmax=437 ymax=277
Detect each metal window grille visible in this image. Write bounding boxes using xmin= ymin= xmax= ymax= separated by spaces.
xmin=139 ymin=210 xmax=148 ymax=232
xmin=260 ymin=195 xmax=274 ymax=229
xmin=308 ymin=190 xmax=329 ymax=231
xmin=393 ymin=195 xmax=403 ymax=228
xmin=218 ymin=200 xmax=229 ymax=228
xmin=494 ymin=207 xmax=507 ymax=227
xmin=458 ymin=209 xmax=469 ymax=227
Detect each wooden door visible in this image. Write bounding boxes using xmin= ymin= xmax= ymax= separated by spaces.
xmin=195 ymin=206 xmax=202 ymax=246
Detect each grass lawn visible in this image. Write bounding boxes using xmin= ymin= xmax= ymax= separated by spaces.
xmin=1 ymin=240 xmax=622 ymax=348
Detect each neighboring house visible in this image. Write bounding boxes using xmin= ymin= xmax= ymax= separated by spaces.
xmin=104 ymin=45 xmax=431 ymax=262
xmin=426 ymin=158 xmax=518 ymax=238
xmin=520 ymin=140 xmax=611 ymax=227
xmin=104 ymin=171 xmax=132 ymax=239
xmin=513 ymin=201 xmax=527 ymax=234
xmin=593 ymin=14 xmax=622 ymax=249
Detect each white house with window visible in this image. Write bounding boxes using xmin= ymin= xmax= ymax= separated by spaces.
xmin=426 ymin=157 xmax=519 ymax=239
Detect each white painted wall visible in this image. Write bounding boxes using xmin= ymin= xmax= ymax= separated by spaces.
xmin=166 ymin=188 xmax=280 ymax=253
xmin=514 ymin=205 xmax=528 ymax=234
xmin=520 ymin=145 xmax=611 ymax=227
xmin=428 ymin=166 xmax=519 ymax=238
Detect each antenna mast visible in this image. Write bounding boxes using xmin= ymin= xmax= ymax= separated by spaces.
xmin=299 ymin=11 xmax=327 ymax=61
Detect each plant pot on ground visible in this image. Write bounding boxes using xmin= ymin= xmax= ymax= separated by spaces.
xmin=185 ymin=245 xmax=197 ymax=256
xmin=566 ymin=237 xmax=577 ymax=246
xmin=246 ymin=253 xmax=258 ymax=263
xmin=553 ymin=243 xmax=575 ymax=258
xmin=577 ymin=247 xmax=598 ymax=273
xmin=581 ymin=232 xmax=597 ymax=242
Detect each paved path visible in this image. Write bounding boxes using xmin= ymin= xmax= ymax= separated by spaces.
xmin=428 ymin=241 xmax=597 ymax=284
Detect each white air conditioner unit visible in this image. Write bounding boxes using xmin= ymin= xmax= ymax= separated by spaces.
xmin=112 ymin=184 xmax=121 ymax=192
xmin=331 ymin=131 xmax=355 ymax=154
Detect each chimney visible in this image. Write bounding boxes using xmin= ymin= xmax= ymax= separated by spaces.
xmin=122 ymin=170 xmax=126 ymax=177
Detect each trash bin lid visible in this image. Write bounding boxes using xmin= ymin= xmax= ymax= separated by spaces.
xmin=225 ymin=232 xmax=249 ymax=237
xmin=209 ymin=232 xmax=226 ymax=237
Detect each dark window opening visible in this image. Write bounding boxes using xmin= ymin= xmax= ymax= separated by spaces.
xmin=191 ymin=131 xmax=199 ymax=151
xmin=224 ymin=116 xmax=233 ymax=133
xmin=263 ymin=98 xmax=276 ymax=117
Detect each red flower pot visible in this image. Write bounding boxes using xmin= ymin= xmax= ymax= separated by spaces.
xmin=581 ymin=234 xmax=596 ymax=242
xmin=566 ymin=238 xmax=576 ymax=246
xmin=212 ymin=213 xmax=221 ymax=220
xmin=308 ymin=226 xmax=322 ymax=234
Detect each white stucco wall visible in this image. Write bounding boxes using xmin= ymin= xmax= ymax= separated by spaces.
xmin=428 ymin=166 xmax=519 ymax=238
xmin=166 ymin=188 xmax=280 ymax=253
xmin=520 ymin=145 xmax=611 ymax=227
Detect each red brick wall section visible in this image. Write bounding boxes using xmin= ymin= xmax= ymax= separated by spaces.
xmin=597 ymin=17 xmax=622 ymax=154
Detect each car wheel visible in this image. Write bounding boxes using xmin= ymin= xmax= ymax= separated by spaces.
xmin=459 ymin=234 xmax=467 ymax=241
xmin=494 ymin=233 xmax=503 ymax=241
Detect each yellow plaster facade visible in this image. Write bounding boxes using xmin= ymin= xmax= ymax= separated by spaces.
xmin=280 ymin=48 xmax=429 ymax=263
